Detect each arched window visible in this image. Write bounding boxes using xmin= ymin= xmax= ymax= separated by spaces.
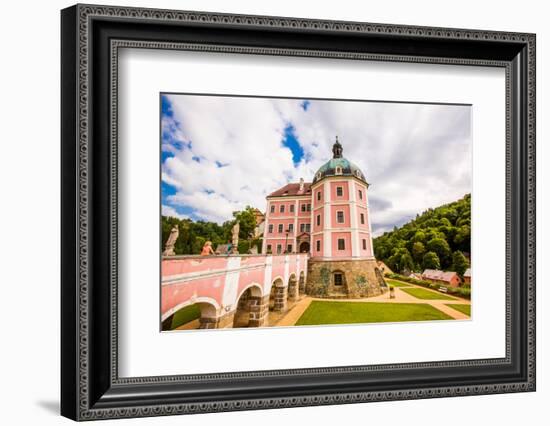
xmin=335 ymin=166 xmax=342 ymax=175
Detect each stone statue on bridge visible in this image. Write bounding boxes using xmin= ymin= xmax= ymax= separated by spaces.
xmin=231 ymin=221 xmax=240 ymax=254
xmin=163 ymin=224 xmax=179 ymax=256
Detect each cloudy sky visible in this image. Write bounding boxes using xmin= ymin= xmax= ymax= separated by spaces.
xmin=161 ymin=94 xmax=471 ymax=236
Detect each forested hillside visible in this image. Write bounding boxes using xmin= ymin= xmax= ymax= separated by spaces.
xmin=373 ymin=194 xmax=470 ymax=276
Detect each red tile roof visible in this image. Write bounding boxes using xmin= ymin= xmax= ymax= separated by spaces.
xmin=422 ymin=269 xmax=458 ymax=282
xmin=268 ymin=182 xmax=312 ymax=197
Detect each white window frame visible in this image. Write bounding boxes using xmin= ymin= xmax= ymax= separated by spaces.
xmin=336 ymin=186 xmax=343 ymax=197
xmin=337 ymin=210 xmax=345 ymax=224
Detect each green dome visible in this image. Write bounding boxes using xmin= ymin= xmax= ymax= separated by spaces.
xmin=312 ymin=137 xmax=367 ymax=184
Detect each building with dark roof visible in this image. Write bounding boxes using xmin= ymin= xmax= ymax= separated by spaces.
xmin=262 ymin=137 xmax=386 ymax=298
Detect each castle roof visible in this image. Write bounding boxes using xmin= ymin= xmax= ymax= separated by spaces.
xmin=267 ymin=182 xmax=312 ymax=198
xmin=422 ymin=269 xmax=459 ymax=282
xmin=312 ymin=136 xmax=368 ymax=184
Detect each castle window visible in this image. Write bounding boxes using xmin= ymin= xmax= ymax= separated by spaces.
xmin=337 ymin=238 xmax=346 ymax=250
xmin=335 ymin=167 xmax=342 ymax=175
xmin=316 ymin=172 xmax=322 ymax=180
xmin=307 ymin=203 xmax=311 ymax=211
xmin=334 ymin=273 xmax=343 ymax=286
xmin=317 ymin=191 xmax=321 ymax=201
xmin=276 ymin=244 xmax=282 ymax=254
xmin=362 ymin=239 xmax=367 ymax=250
xmin=305 ymin=224 xmax=311 ymax=232
xmin=278 ymin=224 xmax=283 ymax=233
xmin=360 ymin=213 xmax=365 ymax=224
xmin=270 ymin=205 xmax=275 ymax=213
xmin=290 ymin=204 xmax=295 ymax=213
xmin=336 ymin=186 xmax=343 ymax=197
xmin=268 ymin=224 xmax=273 ymax=233
xmin=301 ymin=203 xmax=306 ymax=212
xmin=316 ymin=215 xmax=321 ymax=226
xmin=287 ymin=244 xmax=293 ymax=253
xmin=288 ymin=224 xmax=294 ymax=233
xmin=358 ymin=189 xmax=363 ymax=200
xmin=337 ymin=211 xmax=344 ymax=224
xmin=316 ymin=240 xmax=321 ymax=252
xmin=300 ymin=223 xmax=305 ymax=233
xmin=267 ymin=244 xmax=272 ymax=253
xmin=280 ymin=205 xmax=285 ymax=213
xmin=355 ymin=170 xmax=362 ymax=178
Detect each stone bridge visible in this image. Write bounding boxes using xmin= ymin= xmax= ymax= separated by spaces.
xmin=161 ymin=254 xmax=308 ymax=330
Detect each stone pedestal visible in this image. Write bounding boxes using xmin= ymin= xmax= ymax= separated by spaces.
xmin=272 ymin=286 xmax=288 ymax=312
xmin=306 ymin=259 xmax=387 ymax=298
xmin=248 ymin=295 xmax=270 ymax=327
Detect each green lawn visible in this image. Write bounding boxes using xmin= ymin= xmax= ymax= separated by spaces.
xmin=399 ymin=287 xmax=456 ymax=301
xmin=385 ymin=279 xmax=411 ymax=288
xmin=295 ymin=301 xmax=453 ymax=325
xmin=170 ymin=304 xmax=201 ymax=329
xmin=446 ymin=304 xmax=471 ymax=316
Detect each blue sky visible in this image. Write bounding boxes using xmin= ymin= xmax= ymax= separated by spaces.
xmin=161 ymin=94 xmax=471 ymax=235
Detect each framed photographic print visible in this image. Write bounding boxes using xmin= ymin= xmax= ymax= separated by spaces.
xmin=61 ymin=4 xmax=536 ymax=421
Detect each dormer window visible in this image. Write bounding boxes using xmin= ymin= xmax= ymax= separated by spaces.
xmin=355 ymin=170 xmax=362 ymax=178
xmin=335 ymin=166 xmax=342 ymax=175
xmin=316 ymin=172 xmax=322 ymax=180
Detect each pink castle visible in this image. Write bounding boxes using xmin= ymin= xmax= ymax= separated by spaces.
xmin=262 ymin=137 xmax=387 ymax=298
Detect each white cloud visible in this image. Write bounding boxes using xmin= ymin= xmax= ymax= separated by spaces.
xmin=161 ymin=94 xmax=471 ymax=235
xmin=161 ymin=204 xmax=189 ymax=220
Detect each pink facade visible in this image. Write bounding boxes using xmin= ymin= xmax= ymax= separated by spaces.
xmin=330 ymin=181 xmax=350 ymax=201
xmin=330 ymin=204 xmax=350 ymax=228
xmin=313 ymin=183 xmax=324 ymax=208
xmin=262 ymin=139 xmax=374 ymax=261
xmin=331 ymin=231 xmax=353 ymax=258
xmin=161 ymin=254 xmax=308 ymax=321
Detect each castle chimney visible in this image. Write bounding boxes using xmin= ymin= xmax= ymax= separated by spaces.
xmin=299 ymin=177 xmax=304 ymax=191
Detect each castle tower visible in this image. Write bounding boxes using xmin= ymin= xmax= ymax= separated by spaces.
xmin=307 ymin=137 xmax=386 ymax=297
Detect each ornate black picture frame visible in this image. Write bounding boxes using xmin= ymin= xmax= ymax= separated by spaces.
xmin=61 ymin=4 xmax=536 ymax=421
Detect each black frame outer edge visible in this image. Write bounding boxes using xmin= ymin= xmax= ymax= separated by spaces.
xmin=61 ymin=4 xmax=535 ymax=421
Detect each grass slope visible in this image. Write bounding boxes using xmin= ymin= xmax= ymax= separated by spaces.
xmin=445 ymin=304 xmax=471 ymax=316
xmin=171 ymin=304 xmax=201 ymax=329
xmin=296 ymin=301 xmax=452 ymax=326
xmin=385 ymin=279 xmax=411 ymax=288
xmin=400 ymin=287 xmax=456 ymax=301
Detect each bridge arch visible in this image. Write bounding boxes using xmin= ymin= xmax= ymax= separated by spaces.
xmin=161 ymin=298 xmax=220 ymax=331
xmin=233 ymin=283 xmax=267 ymax=328
xmin=269 ymin=277 xmax=287 ymax=312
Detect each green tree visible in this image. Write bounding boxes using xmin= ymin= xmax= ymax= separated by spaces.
xmin=400 ymin=251 xmax=414 ymax=273
xmin=452 ymin=251 xmax=469 ymax=277
xmin=422 ymin=251 xmax=441 ymax=270
xmin=427 ymin=238 xmax=451 ymax=268
xmin=412 ymin=241 xmax=426 ymax=263
xmin=232 ymin=206 xmax=258 ymax=240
